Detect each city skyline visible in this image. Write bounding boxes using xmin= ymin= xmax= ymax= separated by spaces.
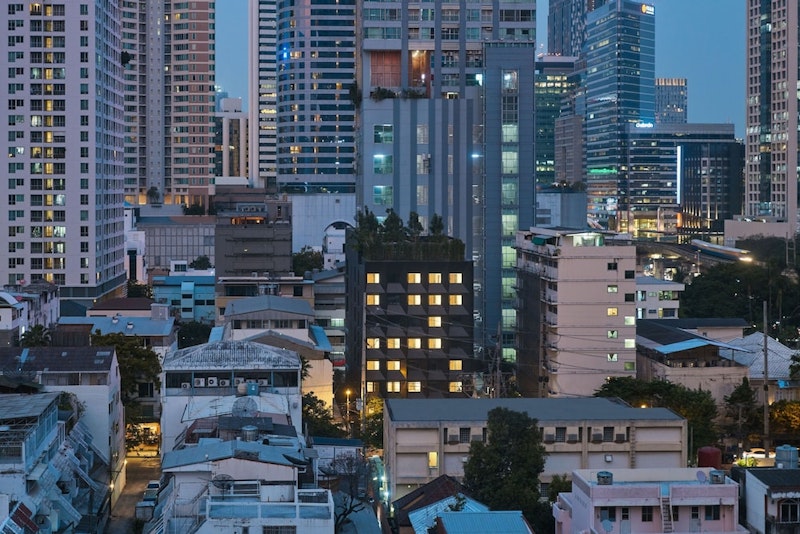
xmin=217 ymin=0 xmax=745 ymax=135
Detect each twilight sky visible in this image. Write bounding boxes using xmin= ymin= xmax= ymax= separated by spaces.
xmin=215 ymin=0 xmax=745 ymax=137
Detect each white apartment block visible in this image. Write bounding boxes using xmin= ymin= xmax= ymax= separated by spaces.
xmin=516 ymin=228 xmax=637 ymax=397
xmin=635 ymin=275 xmax=683 ymax=319
xmin=1 ymin=2 xmax=127 ymax=306
xmin=249 ymin=0 xmax=278 ymax=191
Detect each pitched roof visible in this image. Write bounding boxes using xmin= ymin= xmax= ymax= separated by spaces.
xmin=161 ymin=438 xmax=305 ymax=470
xmin=0 ymin=346 xmax=116 ymax=372
xmin=0 ymin=392 xmax=59 ymax=419
xmin=164 ymin=340 xmax=300 ymax=370
xmin=636 ymin=320 xmax=748 ymax=355
xmin=409 ymin=496 xmax=489 ymax=533
xmin=747 ymin=468 xmax=800 ymax=491
xmin=393 ymin=475 xmax=471 ymax=527
xmin=436 ymin=511 xmax=533 ymax=534
xmin=58 ymin=316 xmax=174 ymax=336
xmin=719 ymin=333 xmax=795 ymax=380
xmin=385 ymin=397 xmax=683 ymax=423
xmin=226 ymin=295 xmax=314 ymax=317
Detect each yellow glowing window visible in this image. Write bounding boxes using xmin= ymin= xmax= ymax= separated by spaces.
xmin=449 ymin=272 xmax=463 ymax=284
xmin=449 ymin=360 xmax=462 ymax=371
xmin=428 ymin=451 xmax=439 ymax=468
xmin=428 ymin=316 xmax=442 ymax=327
xmin=449 ymin=294 xmax=462 ymax=305
xmin=387 ymin=360 xmax=400 ymax=371
xmin=367 ymin=360 xmax=380 ymax=371
xmin=408 ymin=382 xmax=421 ymax=393
xmin=387 ymin=381 xmax=401 ymax=392
xmin=366 ymin=381 xmax=376 ymax=392
xmin=366 ymin=294 xmax=380 ymax=305
xmin=449 ymin=381 xmax=463 ymax=393
xmin=408 ymin=272 xmax=421 ymax=284
xmin=408 ymin=338 xmax=422 ymax=349
xmin=387 ymin=338 xmax=400 ymax=349
xmin=607 ymin=307 xmax=618 ymax=317
xmin=408 ymin=294 xmax=422 ymax=305
xmin=366 ymin=338 xmax=380 ymax=349
xmin=429 ymin=272 xmax=442 ymax=283
xmin=367 ymin=272 xmax=380 ymax=284
xmin=428 ymin=338 xmax=442 ymax=349
xmin=428 ymin=294 xmax=442 ymax=306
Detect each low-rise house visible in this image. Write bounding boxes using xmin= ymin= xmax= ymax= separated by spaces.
xmin=553 ymin=468 xmax=747 ymax=533
xmin=0 ymin=346 xmax=126 ymax=504
xmin=719 ymin=332 xmax=800 ymax=403
xmin=384 ymin=398 xmax=686 ymax=502
xmin=0 ymin=281 xmax=61 ymax=347
xmin=57 ymin=312 xmax=176 ymax=358
xmin=390 ymin=474 xmax=483 ymax=534
xmin=151 ymin=274 xmax=216 ymax=323
xmin=0 ymin=291 xmax=25 ymax=347
xmin=743 ymin=462 xmax=800 ymax=533
xmin=636 ymin=275 xmax=684 ymax=319
xmin=664 ymin=317 xmax=750 ymax=343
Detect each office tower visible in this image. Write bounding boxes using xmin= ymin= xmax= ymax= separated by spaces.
xmin=655 ymin=78 xmax=688 ymax=124
xmin=357 ymin=0 xmax=536 ymax=356
xmin=743 ymin=0 xmax=797 ymax=231
xmin=624 ymin=123 xmax=742 ymax=235
xmin=1 ymin=2 xmax=127 ymax=306
xmin=250 ymin=0 xmax=278 ymax=191
xmin=516 ymin=228 xmax=637 ymax=397
xmin=584 ymin=0 xmax=655 ymax=232
xmin=548 ymin=0 xmax=604 ymax=56
xmin=121 ymin=1 xmax=216 ymax=209
xmin=214 ymin=98 xmax=249 ymax=178
xmin=535 ymin=56 xmax=579 ymax=187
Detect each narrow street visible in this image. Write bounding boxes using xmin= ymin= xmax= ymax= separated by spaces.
xmin=105 ymin=455 xmax=161 ymax=534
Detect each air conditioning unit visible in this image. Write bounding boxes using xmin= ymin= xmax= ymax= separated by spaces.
xmin=194 ymin=378 xmax=206 ymax=387
xmin=258 ymin=378 xmax=269 ymax=386
xmin=207 ymin=377 xmax=218 ymax=387
xmin=234 ymin=377 xmax=245 ymax=385
xmin=615 ymin=433 xmax=626 ymax=443
xmin=218 ymin=379 xmax=231 ymax=387
xmin=181 ymin=382 xmax=191 ymax=389
xmin=543 ymin=434 xmax=555 ymax=444
xmin=591 ymin=433 xmax=603 ymax=443
xmin=567 ymin=434 xmax=578 ymax=443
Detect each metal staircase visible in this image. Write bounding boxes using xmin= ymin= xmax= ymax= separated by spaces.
xmin=660 ymin=496 xmax=673 ymax=533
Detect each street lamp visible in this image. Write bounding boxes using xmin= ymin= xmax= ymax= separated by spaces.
xmin=345 ymin=389 xmax=352 ymax=435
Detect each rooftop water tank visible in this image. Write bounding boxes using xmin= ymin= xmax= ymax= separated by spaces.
xmin=775 ymin=444 xmax=799 ymax=469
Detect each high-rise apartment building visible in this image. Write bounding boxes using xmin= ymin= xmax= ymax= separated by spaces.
xmin=357 ymin=0 xmax=537 ymax=355
xmin=1 ymin=2 xmax=127 ymax=306
xmin=655 ymin=78 xmax=688 ymax=124
xmin=121 ymin=1 xmax=216 ymax=209
xmin=743 ymin=0 xmax=797 ymax=231
xmin=584 ymin=0 xmax=655 ymax=231
xmin=214 ymin=97 xmax=249 ymax=178
xmin=249 ymin=0 xmax=278 ymax=191
xmin=536 ymin=56 xmax=579 ymax=187
xmin=548 ymin=0 xmax=603 ymax=56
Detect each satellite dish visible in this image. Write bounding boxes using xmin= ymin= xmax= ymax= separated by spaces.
xmin=696 ymin=470 xmax=707 ymax=483
xmin=601 ymin=519 xmax=613 ymax=533
xmin=231 ymin=396 xmax=259 ymax=418
xmin=212 ymin=473 xmax=234 ymax=491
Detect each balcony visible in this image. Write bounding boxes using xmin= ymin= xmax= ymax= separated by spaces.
xmin=205 ymin=486 xmax=333 ymax=521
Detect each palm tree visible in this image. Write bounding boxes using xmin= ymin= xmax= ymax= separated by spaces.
xmin=20 ymin=325 xmax=51 ymax=347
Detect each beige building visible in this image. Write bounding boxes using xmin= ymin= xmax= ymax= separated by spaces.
xmin=383 ymin=398 xmax=686 ymax=502
xmin=516 ymin=228 xmax=638 ymax=397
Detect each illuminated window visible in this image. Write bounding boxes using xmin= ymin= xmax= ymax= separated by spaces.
xmin=607 ymin=307 xmax=618 ymax=317
xmin=366 ymin=381 xmax=376 ymax=392
xmin=367 ymin=360 xmax=380 ymax=371
xmin=387 ymin=360 xmax=400 ymax=371
xmin=624 ymin=339 xmax=635 ymax=349
xmin=607 ymin=330 xmax=618 ymax=339
xmin=408 ymin=338 xmax=421 ymax=349
xmin=607 ymin=353 xmax=618 ymax=362
xmin=408 ymin=272 xmax=421 ymax=284
xmin=449 ymin=294 xmax=463 ymax=305
xmin=624 ymin=362 xmax=635 ymax=371
xmin=624 ymin=316 xmax=635 ymax=326
xmin=428 ymin=451 xmax=439 ymax=468
xmin=607 ymin=285 xmax=618 ymax=293
xmin=367 ymin=272 xmax=380 ymax=284
xmin=449 ymin=360 xmax=462 ymax=371
xmin=408 ymin=381 xmax=421 ymax=393
xmin=386 ymin=338 xmax=400 ymax=349
xmin=366 ymin=294 xmax=380 ymax=305
xmin=366 ymin=338 xmax=380 ymax=349
xmin=387 ymin=381 xmax=401 ymax=393
xmin=408 ymin=294 xmax=422 ymax=305
xmin=449 ymin=381 xmax=463 ymax=393
xmin=449 ymin=272 xmax=463 ymax=284
xmin=428 ymin=294 xmax=442 ymax=305
xmin=429 ymin=338 xmax=442 ymax=349
xmin=428 ymin=316 xmax=442 ymax=327
xmin=429 ymin=272 xmax=442 ymax=283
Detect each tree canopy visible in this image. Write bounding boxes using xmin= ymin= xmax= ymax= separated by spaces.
xmin=127 ymin=279 xmax=152 ymax=298
xmin=463 ymin=407 xmax=551 ymax=532
xmin=189 ymin=255 xmax=212 ymax=270
xmin=20 ymin=325 xmax=51 ymax=347
xmin=722 ymin=377 xmax=762 ymax=447
xmin=303 ymin=392 xmax=346 ymax=438
xmin=595 ymin=377 xmax=718 ymax=455
xmin=292 ymin=245 xmax=324 ymax=275
xmin=91 ymin=332 xmax=161 ymax=409
xmin=360 ymin=397 xmax=384 ymax=450
xmin=177 ymin=321 xmax=212 ymax=349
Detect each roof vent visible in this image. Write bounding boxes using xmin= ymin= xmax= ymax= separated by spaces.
xmin=126 ymin=322 xmax=134 ymax=330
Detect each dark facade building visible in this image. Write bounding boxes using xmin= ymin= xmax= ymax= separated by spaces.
xmin=655 ymin=78 xmax=688 ymax=124
xmin=548 ymin=0 xmax=604 ymax=57
xmin=345 ymin=236 xmax=477 ymax=400
xmin=535 ymin=56 xmax=579 ymax=187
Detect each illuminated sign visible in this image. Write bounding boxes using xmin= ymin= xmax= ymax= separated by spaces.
xmin=641 ymin=4 xmax=654 ymax=15
xmin=635 ymin=122 xmax=654 ymax=128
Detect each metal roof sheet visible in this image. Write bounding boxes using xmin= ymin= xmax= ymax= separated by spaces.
xmin=164 ymin=340 xmax=300 ymax=370
xmin=437 ymin=511 xmax=533 ymax=533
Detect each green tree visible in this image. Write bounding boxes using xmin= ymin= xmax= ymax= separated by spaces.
xmin=429 ymin=213 xmax=444 ymax=236
xmin=463 ymin=407 xmax=551 ymax=532
xmin=380 ymin=209 xmax=406 ymax=243
xmin=292 ymin=245 xmax=324 ymax=275
xmin=723 ymin=377 xmax=762 ymax=447
xmin=360 ymin=397 xmax=384 ymax=450
xmin=127 ymin=279 xmax=153 ymax=298
xmin=20 ymin=325 xmax=51 ymax=347
xmin=177 ymin=321 xmax=212 ymax=349
xmin=189 ymin=255 xmax=212 ymax=270
xmin=770 ymin=400 xmax=800 ymax=436
xmin=303 ymin=392 xmax=346 ymax=438
xmin=547 ymin=474 xmax=572 ymax=503
xmin=91 ymin=332 xmax=161 ymax=418
xmin=790 ymin=353 xmax=800 ymax=380
xmin=407 ymin=211 xmax=424 ymax=240
xmin=595 ymin=377 xmax=718 ymax=457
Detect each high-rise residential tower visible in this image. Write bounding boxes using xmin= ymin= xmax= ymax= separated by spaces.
xmin=548 ymin=0 xmax=603 ymax=57
xmin=249 ymin=0 xmax=278 ymax=191
xmin=1 ymin=2 xmax=127 ymax=305
xmin=121 ymin=1 xmax=216 ymax=209
xmin=584 ymin=0 xmax=655 ymax=231
xmin=655 ymin=78 xmax=688 ymax=124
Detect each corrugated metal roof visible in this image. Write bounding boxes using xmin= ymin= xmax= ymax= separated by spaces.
xmin=719 ymin=333 xmax=795 ymax=380
xmin=161 ymin=438 xmax=305 ymax=470
xmin=436 ymin=511 xmax=533 ymax=533
xmin=309 ymin=325 xmax=332 ymax=352
xmin=164 ymin=340 xmax=300 ymax=370
xmin=385 ymin=397 xmax=683 ymax=423
xmin=0 ymin=346 xmax=116 ymax=372
xmin=0 ymin=392 xmax=59 ymax=419
xmin=58 ymin=316 xmax=174 ymax=336
xmin=226 ymin=295 xmax=314 ymax=317
xmin=409 ymin=497 xmax=489 ymax=533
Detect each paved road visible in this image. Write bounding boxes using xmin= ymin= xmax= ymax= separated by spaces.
xmin=105 ymin=456 xmax=161 ymax=534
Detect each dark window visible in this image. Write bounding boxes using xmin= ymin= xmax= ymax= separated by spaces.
xmin=138 ymin=382 xmax=154 ymax=398
xmin=459 ymin=428 xmax=470 ymax=443
xmin=624 ymin=270 xmax=635 ymax=279
xmin=621 ymin=508 xmax=629 ymax=521
xmin=642 ymin=506 xmax=653 ymax=522
xmin=600 ymin=507 xmax=616 ymax=522
xmin=607 ymin=262 xmax=617 ymax=271
xmin=293 ymin=285 xmax=303 ymax=297
xmin=780 ymin=500 xmax=800 ymax=523
xmin=555 ymin=427 xmax=566 ymax=442
xmin=691 ymin=507 xmax=699 ymax=519
xmin=624 ymin=293 xmax=635 ymax=302
xmin=704 ymin=505 xmax=720 ymax=521
xmin=603 ymin=426 xmax=614 ymax=442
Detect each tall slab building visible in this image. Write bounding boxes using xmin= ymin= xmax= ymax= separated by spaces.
xmin=1 ymin=2 xmax=127 ymax=305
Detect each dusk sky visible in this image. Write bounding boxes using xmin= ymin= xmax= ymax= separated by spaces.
xmin=216 ymin=0 xmax=745 ymax=136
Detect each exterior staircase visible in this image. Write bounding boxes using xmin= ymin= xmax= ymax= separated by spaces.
xmin=660 ymin=496 xmax=673 ymax=533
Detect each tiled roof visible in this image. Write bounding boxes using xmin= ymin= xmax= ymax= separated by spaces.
xmin=164 ymin=340 xmax=300 ymax=370
xmin=0 ymin=346 xmax=116 ymax=372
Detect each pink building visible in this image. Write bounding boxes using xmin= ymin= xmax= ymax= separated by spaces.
xmin=554 ymin=468 xmax=748 ymax=534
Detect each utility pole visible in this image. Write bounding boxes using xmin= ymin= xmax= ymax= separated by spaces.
xmin=763 ymin=300 xmax=770 ymax=455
